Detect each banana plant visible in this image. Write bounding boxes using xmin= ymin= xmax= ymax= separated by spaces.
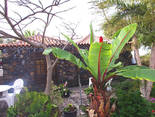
xmin=43 ymin=23 xmax=155 ymax=117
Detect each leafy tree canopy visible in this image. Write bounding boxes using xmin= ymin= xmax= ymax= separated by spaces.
xmin=95 ymin=0 xmax=155 ymax=46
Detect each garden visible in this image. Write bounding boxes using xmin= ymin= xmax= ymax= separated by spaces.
xmin=2 ymin=23 xmax=155 ymax=117
xmin=0 ymin=0 xmax=155 ymax=117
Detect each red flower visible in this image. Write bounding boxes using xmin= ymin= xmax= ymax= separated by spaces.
xmin=152 ymin=110 xmax=155 ymax=113
xmin=99 ymin=36 xmax=103 ymax=43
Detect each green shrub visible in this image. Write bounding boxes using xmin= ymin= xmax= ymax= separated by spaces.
xmin=7 ymin=90 xmax=59 ymax=117
xmin=151 ymin=83 xmax=155 ymax=97
xmin=84 ymin=86 xmax=93 ymax=95
xmin=111 ymin=80 xmax=152 ymax=117
xmin=112 ymin=79 xmax=140 ymax=91
xmin=140 ymin=53 xmax=150 ymax=66
xmin=64 ymin=104 xmax=77 ymax=112
xmin=50 ymin=81 xmax=63 ymax=105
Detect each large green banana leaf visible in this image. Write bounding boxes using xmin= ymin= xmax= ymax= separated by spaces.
xmin=90 ymin=24 xmax=94 ymax=45
xmin=62 ymin=34 xmax=89 ymax=66
xmin=43 ymin=47 xmax=86 ymax=69
xmin=108 ymin=23 xmax=137 ymax=71
xmin=116 ymin=65 xmax=148 ymax=71
xmin=116 ymin=65 xmax=155 ymax=82
xmin=88 ymin=42 xmax=112 ymax=80
xmin=117 ymin=69 xmax=155 ymax=81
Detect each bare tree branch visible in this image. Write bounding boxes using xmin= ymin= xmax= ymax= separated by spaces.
xmin=20 ymin=18 xmax=40 ymax=30
xmin=0 ymin=30 xmax=20 ymax=39
xmin=4 ymin=0 xmax=8 ymax=16
xmin=42 ymin=7 xmax=53 ymax=44
xmin=13 ymin=11 xmax=22 ymax=20
xmin=0 ymin=4 xmax=4 ymax=11
xmin=54 ymin=7 xmax=75 ymax=15
xmin=38 ymin=0 xmax=43 ymax=9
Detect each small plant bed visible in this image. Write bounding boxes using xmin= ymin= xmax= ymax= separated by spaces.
xmin=63 ymin=104 xmax=77 ymax=117
xmin=7 ymin=90 xmax=60 ymax=117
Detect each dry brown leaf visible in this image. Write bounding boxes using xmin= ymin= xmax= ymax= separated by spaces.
xmin=88 ymin=109 xmax=97 ymax=117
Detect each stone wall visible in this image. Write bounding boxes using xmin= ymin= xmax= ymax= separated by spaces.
xmin=0 ymin=44 xmax=132 ymax=91
xmin=0 ymin=45 xmax=91 ymax=91
xmin=0 ymin=101 xmax=8 ymax=117
xmin=0 ymin=47 xmax=46 ymax=91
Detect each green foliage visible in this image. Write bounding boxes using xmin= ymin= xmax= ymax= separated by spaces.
xmin=44 ymin=24 xmax=139 ymax=80
xmin=111 ymin=80 xmax=152 ymax=117
xmin=57 ymin=83 xmax=70 ymax=98
xmin=43 ymin=23 xmax=155 ymax=84
xmin=88 ymin=41 xmax=112 ymax=79
xmin=109 ymin=23 xmax=137 ymax=71
xmin=113 ymin=79 xmax=140 ymax=92
xmin=97 ymin=0 xmax=155 ymax=46
xmin=24 ymin=30 xmax=35 ymax=38
xmin=43 ymin=47 xmax=86 ymax=69
xmin=49 ymin=81 xmax=63 ymax=105
xmin=79 ymin=105 xmax=88 ymax=113
xmin=7 ymin=91 xmax=59 ymax=117
xmin=84 ymin=86 xmax=94 ymax=95
xmin=90 ymin=24 xmax=94 ymax=45
xmin=64 ymin=104 xmax=76 ymax=112
xmin=62 ymin=34 xmax=89 ymax=66
xmin=116 ymin=65 xmax=155 ymax=81
xmin=151 ymin=83 xmax=155 ymax=98
xmin=140 ymin=53 xmax=150 ymax=66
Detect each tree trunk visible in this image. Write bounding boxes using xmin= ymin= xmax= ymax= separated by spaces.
xmin=44 ymin=44 xmax=69 ymax=95
xmin=146 ymin=42 xmax=155 ymax=100
xmin=131 ymin=36 xmax=146 ymax=97
xmin=132 ymin=36 xmax=142 ymax=66
xmin=44 ymin=55 xmax=53 ymax=95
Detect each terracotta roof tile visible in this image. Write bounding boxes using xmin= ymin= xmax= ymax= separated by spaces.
xmin=76 ymin=34 xmax=111 ymax=45
xmin=0 ymin=34 xmax=111 ymax=48
xmin=0 ymin=34 xmax=66 ymax=48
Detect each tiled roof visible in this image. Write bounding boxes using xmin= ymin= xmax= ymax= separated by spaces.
xmin=76 ymin=34 xmax=111 ymax=45
xmin=0 ymin=34 xmax=110 ymax=48
xmin=76 ymin=35 xmax=91 ymax=45
xmin=0 ymin=34 xmax=66 ymax=48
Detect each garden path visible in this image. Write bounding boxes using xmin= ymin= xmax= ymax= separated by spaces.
xmin=60 ymin=85 xmax=89 ymax=117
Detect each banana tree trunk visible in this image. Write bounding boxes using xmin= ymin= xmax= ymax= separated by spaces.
xmin=146 ymin=42 xmax=155 ymax=100
xmin=131 ymin=36 xmax=146 ymax=97
xmin=89 ymin=79 xmax=114 ymax=117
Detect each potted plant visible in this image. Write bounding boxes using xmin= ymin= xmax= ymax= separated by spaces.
xmin=43 ymin=23 xmax=155 ymax=117
xmin=63 ymin=104 xmax=77 ymax=117
xmin=58 ymin=81 xmax=70 ymax=98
